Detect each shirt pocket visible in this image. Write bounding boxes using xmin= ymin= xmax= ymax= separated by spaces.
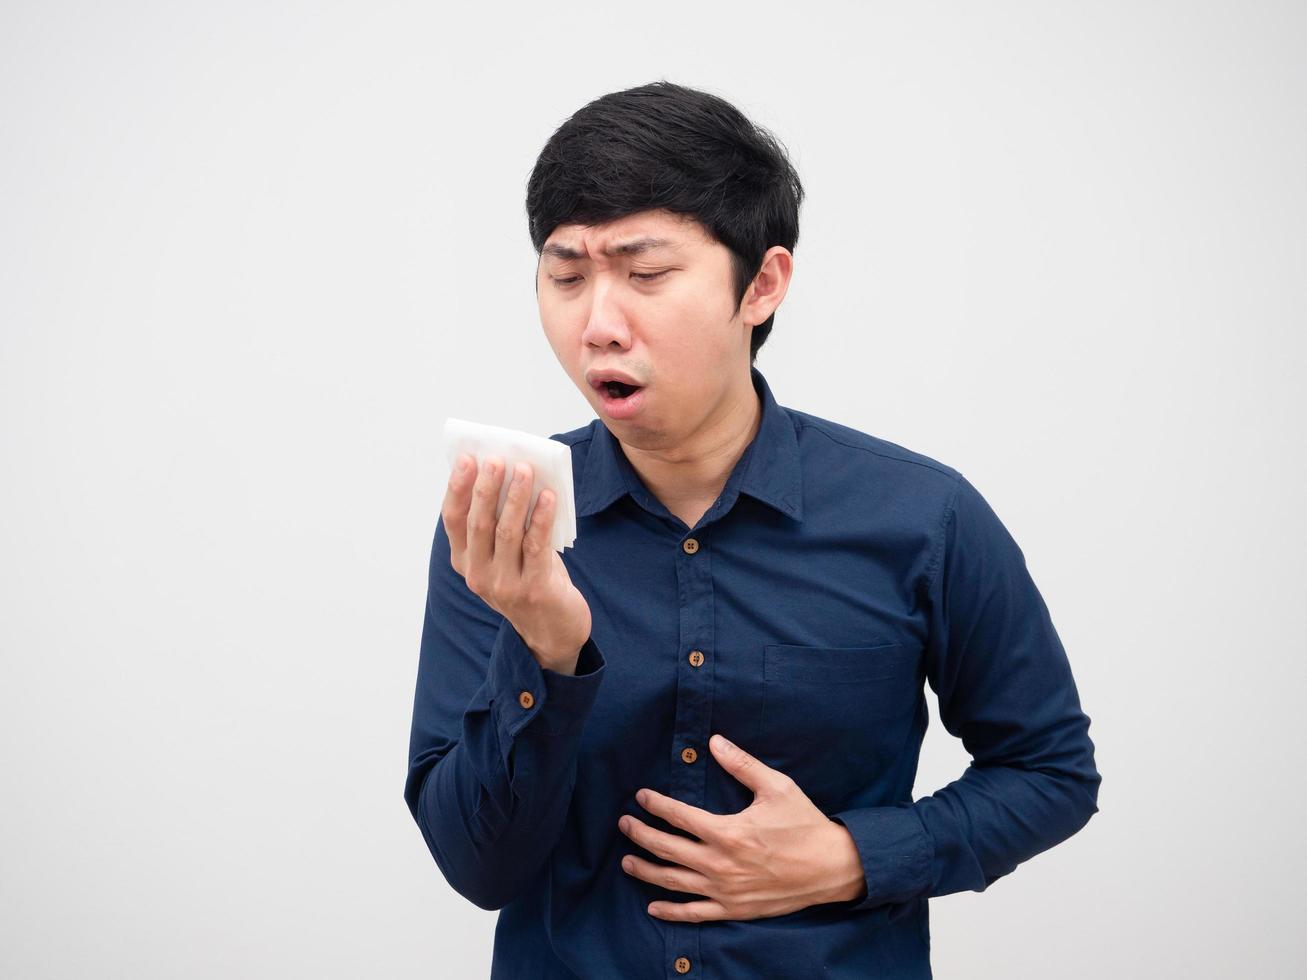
xmin=757 ymin=642 xmax=922 ymax=809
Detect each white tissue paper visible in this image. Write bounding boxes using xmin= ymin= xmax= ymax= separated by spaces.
xmin=442 ymin=417 xmax=577 ymax=553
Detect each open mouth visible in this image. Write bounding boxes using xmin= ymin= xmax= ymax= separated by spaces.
xmin=602 ymin=380 xmax=641 ymax=400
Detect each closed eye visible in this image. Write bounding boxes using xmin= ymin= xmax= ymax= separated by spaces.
xmin=550 ymin=271 xmax=670 ymax=288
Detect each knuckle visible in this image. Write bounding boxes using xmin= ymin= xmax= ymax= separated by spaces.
xmin=495 ymin=520 xmax=516 ymax=543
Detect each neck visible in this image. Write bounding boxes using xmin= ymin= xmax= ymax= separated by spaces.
xmin=619 ymin=371 xmax=762 ymax=518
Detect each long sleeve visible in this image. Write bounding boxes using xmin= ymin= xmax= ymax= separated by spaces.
xmin=403 ymin=515 xmax=606 ymax=911
xmin=831 ymin=473 xmax=1101 ymax=912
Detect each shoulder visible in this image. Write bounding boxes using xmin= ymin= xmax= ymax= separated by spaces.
xmin=785 ymin=406 xmax=963 ymax=494
xmin=547 ymin=420 xmax=597 ymax=447
xmin=547 ymin=419 xmax=601 ymax=468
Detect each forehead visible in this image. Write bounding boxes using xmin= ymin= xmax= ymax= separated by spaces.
xmin=541 ymin=211 xmax=710 ymax=261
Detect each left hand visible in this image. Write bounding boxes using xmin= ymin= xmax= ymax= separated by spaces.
xmin=617 ymin=734 xmax=866 ymax=922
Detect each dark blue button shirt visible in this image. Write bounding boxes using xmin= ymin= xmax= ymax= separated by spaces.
xmin=404 ymin=365 xmax=1100 ymax=978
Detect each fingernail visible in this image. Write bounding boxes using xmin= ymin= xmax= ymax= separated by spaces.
xmin=714 ymin=734 xmax=734 ymax=752
xmin=621 ymin=856 xmax=633 ymax=872
xmin=511 ymin=465 xmax=526 ymax=486
xmin=457 ymin=456 xmax=469 ymax=473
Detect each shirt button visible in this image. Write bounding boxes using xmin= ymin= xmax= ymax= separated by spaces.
xmin=682 ymin=537 xmax=700 ymax=554
xmin=688 ymin=650 xmax=704 ymax=667
xmin=681 ymin=746 xmax=697 ymax=764
xmin=674 ymin=956 xmax=692 ymax=974
xmin=518 ymin=690 xmax=534 ymax=709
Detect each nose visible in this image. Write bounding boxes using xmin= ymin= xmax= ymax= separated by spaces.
xmin=580 ymin=278 xmax=633 ymax=350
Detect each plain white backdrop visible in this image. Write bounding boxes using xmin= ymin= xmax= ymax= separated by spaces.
xmin=2 ymin=1 xmax=1304 ymax=977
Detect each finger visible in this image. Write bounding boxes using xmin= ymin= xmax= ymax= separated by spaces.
xmin=492 ymin=461 xmax=533 ymax=579
xmin=634 ymin=788 xmax=728 ymax=846
xmin=620 ymin=854 xmax=714 ymax=900
xmin=520 ymin=485 xmax=558 ymax=587
xmin=647 ymin=899 xmax=731 ymax=923
xmin=466 ymin=454 xmax=505 ymax=570
xmin=709 ymin=733 xmax=784 ymax=796
xmin=442 ymin=453 xmax=476 ymax=560
xmin=618 ymin=814 xmax=715 ymax=876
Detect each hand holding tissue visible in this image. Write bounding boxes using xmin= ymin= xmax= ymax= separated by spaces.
xmin=442 ymin=417 xmax=577 ymax=553
xmin=440 ymin=417 xmax=591 ymax=670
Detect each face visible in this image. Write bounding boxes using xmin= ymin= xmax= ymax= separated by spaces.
xmin=537 ymin=208 xmax=787 ymax=453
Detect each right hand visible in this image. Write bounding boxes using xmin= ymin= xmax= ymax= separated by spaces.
xmin=443 ymin=453 xmax=592 ymax=670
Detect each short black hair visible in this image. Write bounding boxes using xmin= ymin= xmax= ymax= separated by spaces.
xmin=525 ymin=80 xmax=804 ymax=364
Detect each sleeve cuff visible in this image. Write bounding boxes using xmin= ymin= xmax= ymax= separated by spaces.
xmin=488 ymin=618 xmax=607 ymax=741
xmin=830 ymin=803 xmax=934 ymax=910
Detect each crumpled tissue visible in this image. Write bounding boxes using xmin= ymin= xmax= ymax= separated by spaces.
xmin=442 ymin=417 xmax=577 ymax=553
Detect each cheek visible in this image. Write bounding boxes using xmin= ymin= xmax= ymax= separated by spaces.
xmin=539 ymin=324 xmax=579 ymax=374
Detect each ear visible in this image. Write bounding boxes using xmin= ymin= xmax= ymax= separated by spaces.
xmin=741 ymin=246 xmax=793 ymax=326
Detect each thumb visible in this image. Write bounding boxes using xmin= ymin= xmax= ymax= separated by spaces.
xmin=710 ymin=734 xmax=777 ymax=795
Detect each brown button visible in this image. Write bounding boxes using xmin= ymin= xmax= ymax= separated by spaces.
xmin=688 ymin=650 xmax=704 ymax=667
xmin=674 ymin=956 xmax=692 ymax=974
xmin=682 ymin=537 xmax=699 ymax=554
xmin=518 ymin=690 xmax=534 ymax=709
xmin=680 ymin=746 xmax=697 ymax=764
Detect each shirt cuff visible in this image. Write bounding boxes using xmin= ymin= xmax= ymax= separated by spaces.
xmin=829 ymin=803 xmax=934 ymax=911
xmin=488 ymin=618 xmax=606 ymax=741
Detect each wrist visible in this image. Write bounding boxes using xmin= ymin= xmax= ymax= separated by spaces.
xmin=539 ymin=650 xmax=580 ymax=675
xmin=824 ymin=819 xmax=867 ymax=904
xmin=521 ymin=632 xmax=582 ymax=674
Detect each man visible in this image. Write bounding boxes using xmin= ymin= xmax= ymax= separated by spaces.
xmin=404 ymin=80 xmax=1100 ymax=978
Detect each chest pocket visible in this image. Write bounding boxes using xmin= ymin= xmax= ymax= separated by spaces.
xmin=757 ymin=642 xmax=922 ymax=810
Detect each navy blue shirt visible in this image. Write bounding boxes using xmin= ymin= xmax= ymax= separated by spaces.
xmin=404 ymin=365 xmax=1100 ymax=978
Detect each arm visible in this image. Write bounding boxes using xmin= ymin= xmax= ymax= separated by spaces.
xmin=830 ymin=474 xmax=1101 ymax=912
xmin=403 ymin=515 xmax=606 ymax=911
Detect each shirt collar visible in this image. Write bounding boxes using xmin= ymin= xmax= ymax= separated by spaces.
xmin=575 ymin=364 xmax=804 ymax=523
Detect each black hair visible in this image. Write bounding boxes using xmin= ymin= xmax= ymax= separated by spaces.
xmin=525 ymin=80 xmax=804 ymax=364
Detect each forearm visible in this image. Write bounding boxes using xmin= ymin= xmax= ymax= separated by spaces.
xmin=915 ymin=755 xmax=1100 ymax=896
xmin=832 ymin=750 xmax=1100 ymax=911
xmin=413 ymin=699 xmax=587 ymax=910
xmin=406 ymin=622 xmax=605 ymax=911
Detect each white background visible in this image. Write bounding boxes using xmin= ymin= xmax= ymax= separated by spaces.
xmin=2 ymin=1 xmax=1304 ymax=977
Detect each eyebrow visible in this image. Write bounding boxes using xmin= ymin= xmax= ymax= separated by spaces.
xmin=540 ymin=237 xmax=679 ymax=261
